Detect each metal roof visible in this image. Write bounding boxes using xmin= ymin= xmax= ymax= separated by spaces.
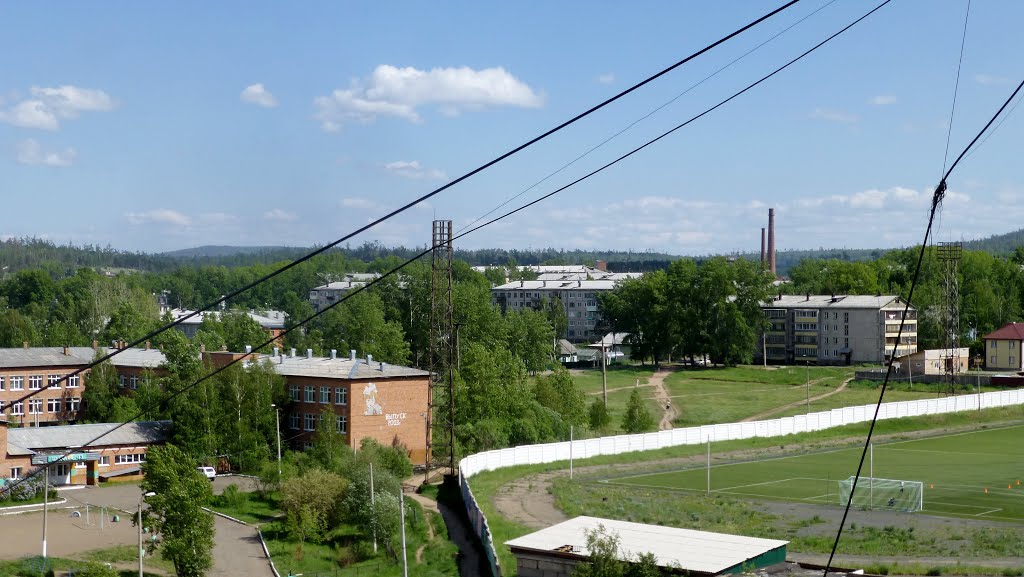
xmin=7 ymin=420 xmax=172 ymax=453
xmin=764 ymin=295 xmax=909 ymax=310
xmin=493 ymin=280 xmax=619 ymax=291
xmin=0 ymin=347 xmax=96 ymax=369
xmin=984 ymin=322 xmax=1024 ymax=341
xmin=505 ymin=516 xmax=788 ymax=574
xmin=265 ymin=354 xmax=429 ymax=379
xmin=167 ymin=308 xmax=287 ymax=329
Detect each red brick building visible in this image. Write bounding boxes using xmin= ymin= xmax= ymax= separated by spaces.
xmin=0 ymin=420 xmax=171 ymax=486
xmin=272 ymin=349 xmax=431 ymax=464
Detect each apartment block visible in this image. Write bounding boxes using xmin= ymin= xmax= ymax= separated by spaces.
xmin=492 ymin=279 xmax=617 ymax=342
xmin=308 ymin=274 xmax=381 ymax=312
xmin=758 ymin=295 xmax=917 ymax=365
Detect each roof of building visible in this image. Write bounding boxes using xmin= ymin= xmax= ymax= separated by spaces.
xmin=590 ymin=333 xmax=628 ymax=348
xmin=536 ymin=272 xmax=644 ymax=282
xmin=168 ymin=308 xmax=287 ymax=329
xmin=984 ymin=323 xmax=1024 ymax=341
xmin=265 ymin=353 xmax=429 ymax=379
xmin=6 ymin=420 xmax=173 ymax=455
xmin=494 ymin=280 xmax=619 ymax=291
xmin=0 ymin=347 xmax=96 ymax=369
xmin=898 ymin=348 xmax=970 ymax=361
xmin=557 ymin=339 xmax=578 ymax=356
xmin=764 ymin=295 xmax=909 ymax=310
xmin=505 ymin=516 xmax=788 ymax=574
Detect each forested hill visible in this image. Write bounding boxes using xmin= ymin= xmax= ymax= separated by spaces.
xmin=3 ymin=227 xmax=1024 ymax=277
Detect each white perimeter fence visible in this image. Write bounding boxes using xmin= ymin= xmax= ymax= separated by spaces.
xmin=459 ymin=389 xmax=1024 ymax=577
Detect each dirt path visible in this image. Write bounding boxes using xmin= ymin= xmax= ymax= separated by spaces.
xmin=648 ymin=368 xmax=679 ymax=430
xmin=403 ymin=489 xmax=436 ymax=564
xmin=741 ymin=377 xmax=853 ymax=422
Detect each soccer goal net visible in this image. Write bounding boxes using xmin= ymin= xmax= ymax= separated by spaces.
xmin=838 ymin=477 xmax=923 ymax=512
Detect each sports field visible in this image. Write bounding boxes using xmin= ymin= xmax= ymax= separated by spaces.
xmin=601 ymin=424 xmax=1024 ymax=522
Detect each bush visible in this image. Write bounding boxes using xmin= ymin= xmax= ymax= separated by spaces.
xmin=70 ymin=563 xmax=118 ymax=577
xmin=213 ymin=483 xmax=246 ymax=509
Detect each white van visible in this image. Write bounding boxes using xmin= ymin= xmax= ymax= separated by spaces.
xmin=197 ymin=466 xmax=216 ymax=481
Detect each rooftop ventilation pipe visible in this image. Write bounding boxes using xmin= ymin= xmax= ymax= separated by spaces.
xmin=290 ymin=348 xmax=296 ymax=358
xmin=330 ymin=349 xmax=337 ymax=360
xmin=350 ymin=349 xmax=357 ymax=361
xmin=367 ymin=354 xmax=373 ymax=365
xmin=306 ymin=348 xmax=313 ymax=359
xmin=245 ymin=345 xmax=252 ymax=354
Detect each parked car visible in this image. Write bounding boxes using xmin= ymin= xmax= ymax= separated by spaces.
xmin=197 ymin=466 xmax=216 ymax=481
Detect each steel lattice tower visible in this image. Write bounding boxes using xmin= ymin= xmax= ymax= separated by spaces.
xmin=428 ymin=220 xmax=455 ymax=474
xmin=937 ymin=241 xmax=962 ymax=396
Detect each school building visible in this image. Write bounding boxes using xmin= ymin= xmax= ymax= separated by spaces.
xmin=0 ymin=420 xmax=172 ymax=486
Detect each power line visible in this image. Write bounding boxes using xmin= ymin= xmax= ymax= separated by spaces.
xmin=461 ymin=0 xmax=838 ymax=234
xmin=0 ymin=0 xmax=886 ymax=498
xmin=823 ymin=75 xmax=1024 ymax=577
xmin=0 ymin=0 xmax=804 ymax=412
xmin=940 ymin=0 xmax=972 ymax=177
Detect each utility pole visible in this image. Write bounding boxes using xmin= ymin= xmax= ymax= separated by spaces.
xmin=271 ymin=404 xmax=282 ymax=479
xmin=806 ymin=362 xmax=810 ymax=414
xmin=601 ymin=341 xmax=608 ymax=406
xmin=370 ymin=463 xmax=377 ymax=554
xmin=41 ymin=464 xmax=49 ymax=559
xmin=400 ymin=488 xmax=409 ymax=577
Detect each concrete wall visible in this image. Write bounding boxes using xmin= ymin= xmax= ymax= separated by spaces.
xmin=514 ymin=552 xmax=578 ymax=577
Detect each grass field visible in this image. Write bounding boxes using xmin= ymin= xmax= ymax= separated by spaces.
xmin=601 ymin=424 xmax=1024 ymax=522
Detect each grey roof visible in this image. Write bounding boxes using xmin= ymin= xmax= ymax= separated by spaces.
xmin=764 ymin=295 xmax=911 ymax=310
xmin=168 ymin=308 xmax=287 ymax=329
xmin=494 ymin=280 xmax=619 ymax=291
xmin=557 ymin=339 xmax=578 ymax=355
xmin=7 ymin=420 xmax=172 ymax=454
xmin=590 ymin=333 xmax=628 ymax=348
xmin=506 ymin=516 xmax=787 ymax=574
xmin=103 ymin=347 xmax=169 ymax=369
xmin=0 ymin=347 xmax=96 ymax=369
xmin=265 ymin=354 xmax=429 ymax=379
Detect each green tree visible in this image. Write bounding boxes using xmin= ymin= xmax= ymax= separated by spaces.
xmin=81 ymin=358 xmax=120 ymax=422
xmin=573 ymin=525 xmax=663 ymax=577
xmin=535 ymin=365 xmax=586 ymax=426
xmin=588 ymin=398 xmax=612 ymax=433
xmin=0 ymin=309 xmax=39 ymax=347
xmin=318 ymin=291 xmax=411 ymax=364
xmin=140 ymin=445 xmax=215 ymax=577
xmin=280 ymin=468 xmax=348 ymax=545
xmin=505 ymin=308 xmax=555 ymax=373
xmin=621 ymin=389 xmax=655 ymax=433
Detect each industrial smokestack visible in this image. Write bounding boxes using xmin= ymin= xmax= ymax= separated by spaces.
xmin=760 ymin=227 xmax=766 ymax=263
xmin=767 ymin=208 xmax=776 ymax=276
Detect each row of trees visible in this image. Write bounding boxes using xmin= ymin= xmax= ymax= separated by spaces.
xmin=599 ymin=258 xmax=773 ymax=365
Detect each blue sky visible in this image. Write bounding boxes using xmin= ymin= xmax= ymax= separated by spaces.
xmin=2 ymin=1 xmax=1022 ymax=255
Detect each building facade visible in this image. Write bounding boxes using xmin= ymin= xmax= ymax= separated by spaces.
xmin=0 ymin=347 xmax=92 ymax=426
xmin=1 ymin=420 xmax=171 ymax=486
xmin=897 ymin=348 xmax=970 ymax=376
xmin=308 ymin=274 xmax=381 ymax=312
xmin=757 ymin=295 xmax=917 ymax=365
xmin=492 ymin=279 xmax=618 ymax=342
xmin=983 ymin=323 xmax=1024 ymax=371
xmin=272 ymin=350 xmax=430 ymax=463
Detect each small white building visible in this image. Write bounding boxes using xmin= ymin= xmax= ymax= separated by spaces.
xmin=506 ymin=516 xmax=788 ymax=577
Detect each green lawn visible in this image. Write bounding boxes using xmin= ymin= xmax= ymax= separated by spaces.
xmin=570 ymin=365 xmax=655 ymax=396
xmin=604 ymin=424 xmax=1024 ymax=522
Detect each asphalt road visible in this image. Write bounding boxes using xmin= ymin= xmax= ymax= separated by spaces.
xmin=0 ymin=476 xmax=270 ymax=577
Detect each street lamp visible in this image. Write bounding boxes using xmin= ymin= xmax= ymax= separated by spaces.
xmin=271 ymin=404 xmax=282 ymax=478
xmin=139 ymin=491 xmax=156 ymax=577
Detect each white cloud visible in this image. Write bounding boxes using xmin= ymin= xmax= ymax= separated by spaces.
xmin=125 ymin=209 xmax=191 ymax=227
xmin=263 ymin=208 xmax=298 ymax=222
xmin=870 ymin=95 xmax=897 ymax=105
xmin=341 ymin=197 xmax=383 ymax=210
xmin=313 ymin=64 xmax=543 ymax=131
xmin=597 ymin=73 xmax=615 ymax=84
xmin=240 ymin=83 xmax=278 ymax=108
xmin=975 ymin=74 xmax=1010 ymax=86
xmin=15 ymin=139 xmax=76 ymax=166
xmin=809 ymin=108 xmax=859 ymax=124
xmin=0 ymin=85 xmax=116 ymax=130
xmin=198 ymin=212 xmax=238 ymax=224
xmin=383 ymin=160 xmax=447 ymax=180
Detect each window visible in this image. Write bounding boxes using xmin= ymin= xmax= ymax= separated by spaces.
xmin=991 ymin=355 xmax=997 ymax=364
xmin=320 ymin=386 xmax=330 ymax=404
xmin=992 ymin=341 xmax=998 ymax=349
xmin=844 ymin=312 xmax=849 ymax=323
xmin=304 ymin=413 xmax=316 ymax=431
xmin=12 ymin=402 xmax=23 ymax=415
xmin=99 ymin=456 xmax=110 ymax=466
xmin=48 ymin=374 xmax=61 ymax=388
xmin=129 ymin=375 xmax=139 ymax=390
xmin=119 ymin=375 xmax=127 ymax=387
xmin=67 ymin=374 xmax=79 ymax=388
xmin=28 ymin=375 xmax=42 ymax=390
xmin=28 ymin=399 xmax=42 ymax=414
xmin=10 ymin=467 xmax=21 ymax=479
xmin=304 ymin=386 xmax=315 ymax=403
xmin=1011 ymin=356 xmax=1017 ymax=365
xmin=335 ymin=387 xmax=347 ymax=405
xmin=289 ymin=385 xmax=300 ymax=401
xmin=337 ymin=415 xmax=347 ymax=434
xmin=0 ymin=376 xmax=4 ymax=390
xmin=47 ymin=398 xmax=62 ymax=413
xmin=114 ymin=453 xmax=146 ymax=464
xmin=67 ymin=397 xmax=80 ymax=411
xmin=10 ymin=376 xmax=22 ymax=391
xmin=288 ymin=413 xmax=300 ymax=430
